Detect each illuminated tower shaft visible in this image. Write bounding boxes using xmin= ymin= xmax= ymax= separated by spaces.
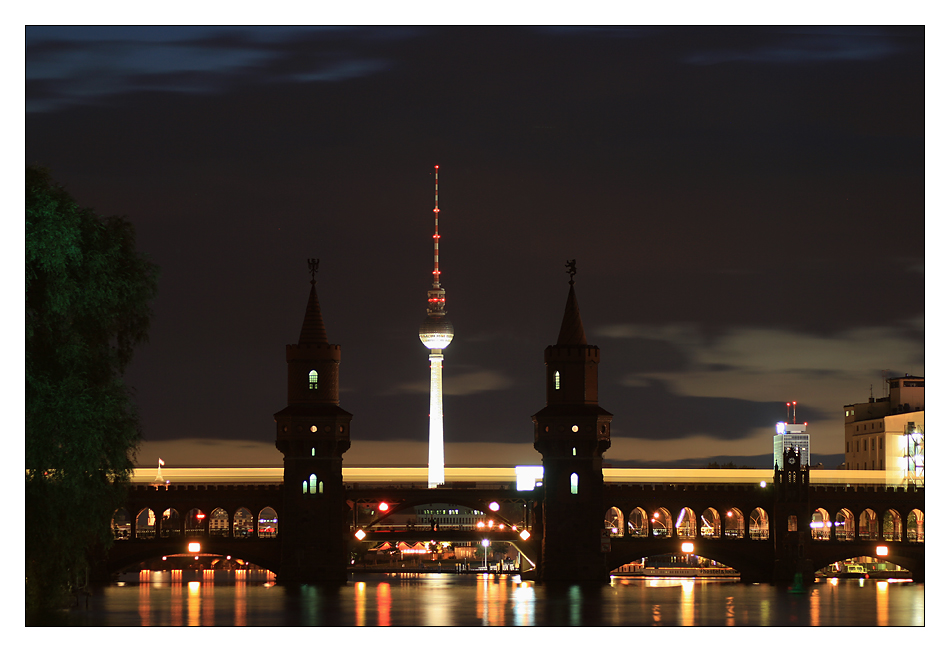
xmin=427 ymin=351 xmax=445 ymax=487
xmin=419 ymin=165 xmax=453 ymax=488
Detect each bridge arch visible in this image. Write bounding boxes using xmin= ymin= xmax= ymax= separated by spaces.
xmin=210 ymin=507 xmax=229 ymax=537
xmin=161 ymin=508 xmax=181 ymax=537
xmin=234 ymin=507 xmax=254 ymax=537
xmin=811 ymin=508 xmax=831 ymax=540
xmin=882 ymin=509 xmax=902 ymax=541
xmin=604 ymin=506 xmax=624 ymax=537
xmin=858 ymin=508 xmax=879 ymax=541
xmin=112 ymin=508 xmax=131 ymax=540
xmin=723 ymin=508 xmax=743 ymax=538
xmin=184 ymin=508 xmax=207 ymax=537
xmin=627 ymin=507 xmax=648 ymax=537
xmin=835 ymin=508 xmax=855 ymax=541
xmin=258 ymin=507 xmax=278 ymax=538
xmin=701 ymin=508 xmax=721 ymax=538
xmin=750 ymin=507 xmax=769 ymax=540
xmin=135 ymin=508 xmax=156 ymax=539
xmin=651 ymin=508 xmax=672 ymax=538
xmin=675 ymin=507 xmax=697 ymax=538
xmin=907 ymin=509 xmax=924 ymax=542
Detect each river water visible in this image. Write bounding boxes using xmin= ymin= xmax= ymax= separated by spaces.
xmin=32 ymin=572 xmax=924 ymax=626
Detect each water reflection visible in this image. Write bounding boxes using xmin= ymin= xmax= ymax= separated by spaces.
xmin=511 ymin=582 xmax=535 ymax=626
xmin=377 ymin=582 xmax=391 ymax=626
xmin=67 ymin=574 xmax=923 ymax=627
xmin=680 ymin=580 xmax=694 ymax=626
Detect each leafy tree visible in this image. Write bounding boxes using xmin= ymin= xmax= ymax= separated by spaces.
xmin=25 ymin=166 xmax=158 ymax=611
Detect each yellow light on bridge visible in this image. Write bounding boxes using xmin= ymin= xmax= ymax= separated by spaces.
xmin=188 ymin=542 xmax=201 ymax=553
xmin=876 ymin=546 xmax=888 ymax=556
xmin=354 ymin=529 xmax=367 ymax=541
xmin=681 ymin=542 xmax=694 ymax=553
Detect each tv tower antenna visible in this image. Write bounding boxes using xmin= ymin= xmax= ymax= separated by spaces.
xmin=419 ymin=165 xmax=454 ymax=487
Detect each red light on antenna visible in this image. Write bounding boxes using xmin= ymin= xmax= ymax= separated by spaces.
xmin=435 ymin=165 xmax=439 ymax=169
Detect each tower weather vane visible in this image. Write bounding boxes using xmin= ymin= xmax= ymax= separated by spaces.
xmin=565 ymin=259 xmax=577 ymax=284
xmin=308 ymin=258 xmax=320 ymax=283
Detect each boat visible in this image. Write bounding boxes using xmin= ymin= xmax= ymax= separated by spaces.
xmin=612 ymin=566 xmax=739 ymax=578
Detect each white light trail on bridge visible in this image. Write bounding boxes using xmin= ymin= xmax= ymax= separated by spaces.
xmin=126 ymin=466 xmax=895 ymax=486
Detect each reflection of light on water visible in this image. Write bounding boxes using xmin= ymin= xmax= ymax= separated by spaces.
xmin=188 ymin=581 xmax=201 ymax=626
xmin=876 ymin=580 xmax=888 ymax=626
xmin=680 ymin=580 xmax=695 ymax=626
xmin=810 ymin=586 xmax=821 ymax=625
xmin=354 ymin=582 xmax=366 ymax=627
xmin=512 ymin=583 xmax=535 ymax=626
xmin=828 ymin=577 xmax=839 ymax=586
xmin=138 ymin=581 xmax=151 ymax=626
xmin=569 ymin=585 xmax=581 ymax=627
xmin=378 ymin=583 xmax=392 ymax=627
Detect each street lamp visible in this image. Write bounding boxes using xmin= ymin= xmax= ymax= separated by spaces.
xmin=482 ymin=538 xmax=490 ymax=570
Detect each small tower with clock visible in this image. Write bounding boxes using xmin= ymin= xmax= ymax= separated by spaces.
xmin=532 ymin=261 xmax=613 ymax=582
xmin=274 ymin=259 xmax=352 ymax=583
xmin=772 ymin=446 xmax=814 ymax=582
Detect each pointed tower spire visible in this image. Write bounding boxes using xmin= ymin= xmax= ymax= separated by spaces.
xmin=298 ymin=283 xmax=329 ymax=345
xmin=557 ymin=284 xmax=588 ymax=346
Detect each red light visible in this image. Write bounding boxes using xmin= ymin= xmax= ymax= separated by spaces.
xmin=196 ymin=514 xmax=205 ymax=519
xmin=378 ymin=502 xmax=389 ymax=512
xmin=435 ymin=165 xmax=439 ymax=169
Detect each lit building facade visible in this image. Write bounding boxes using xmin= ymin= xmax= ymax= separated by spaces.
xmin=844 ymin=375 xmax=924 ymax=485
xmin=773 ymin=421 xmax=810 ymax=469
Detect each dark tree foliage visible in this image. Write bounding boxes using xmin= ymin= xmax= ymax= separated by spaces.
xmin=25 ymin=166 xmax=158 ymax=611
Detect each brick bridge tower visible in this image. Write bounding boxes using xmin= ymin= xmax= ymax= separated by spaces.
xmin=772 ymin=447 xmax=814 ymax=583
xmin=532 ymin=261 xmax=612 ymax=582
xmin=274 ymin=259 xmax=352 ymax=582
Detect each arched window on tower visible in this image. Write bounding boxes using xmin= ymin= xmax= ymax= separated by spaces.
xmin=570 ymin=473 xmax=579 ymax=495
xmin=308 ymin=473 xmax=318 ymax=495
xmin=309 ymin=370 xmax=318 ymax=390
xmin=554 ymin=371 xmax=560 ymax=390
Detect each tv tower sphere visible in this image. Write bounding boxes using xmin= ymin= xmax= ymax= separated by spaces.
xmin=419 ymin=313 xmax=454 ymax=349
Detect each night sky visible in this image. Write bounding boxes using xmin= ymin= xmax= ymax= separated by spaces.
xmin=24 ymin=25 xmax=927 ymax=470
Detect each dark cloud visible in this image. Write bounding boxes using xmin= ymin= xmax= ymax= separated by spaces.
xmin=25 ymin=26 xmax=924 ymax=464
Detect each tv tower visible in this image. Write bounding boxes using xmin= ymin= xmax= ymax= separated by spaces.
xmin=418 ymin=165 xmax=453 ymax=487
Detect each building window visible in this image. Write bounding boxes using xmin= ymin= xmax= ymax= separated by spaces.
xmin=570 ymin=473 xmax=579 ymax=495
xmin=554 ymin=371 xmax=560 ymax=390
xmin=309 ymin=473 xmax=317 ymax=495
xmin=871 ymin=438 xmax=875 ymax=451
xmin=572 ymin=447 xmax=577 ymax=456
xmin=846 ymin=442 xmax=850 ymax=453
xmin=788 ymin=515 xmax=797 ymax=532
xmin=864 ymin=439 xmax=867 ymax=451
xmin=309 ymin=370 xmax=318 ymax=390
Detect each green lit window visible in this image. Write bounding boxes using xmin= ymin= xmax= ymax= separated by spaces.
xmin=554 ymin=371 xmax=560 ymax=390
xmin=572 ymin=447 xmax=576 ymax=456
xmin=302 ymin=480 xmax=308 ymax=494
xmin=570 ymin=473 xmax=579 ymax=495
xmin=309 ymin=370 xmax=318 ymax=390
xmin=311 ymin=447 xmax=315 ymax=457
xmin=319 ymin=481 xmax=324 ymax=494
xmin=309 ymin=473 xmax=317 ymax=495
